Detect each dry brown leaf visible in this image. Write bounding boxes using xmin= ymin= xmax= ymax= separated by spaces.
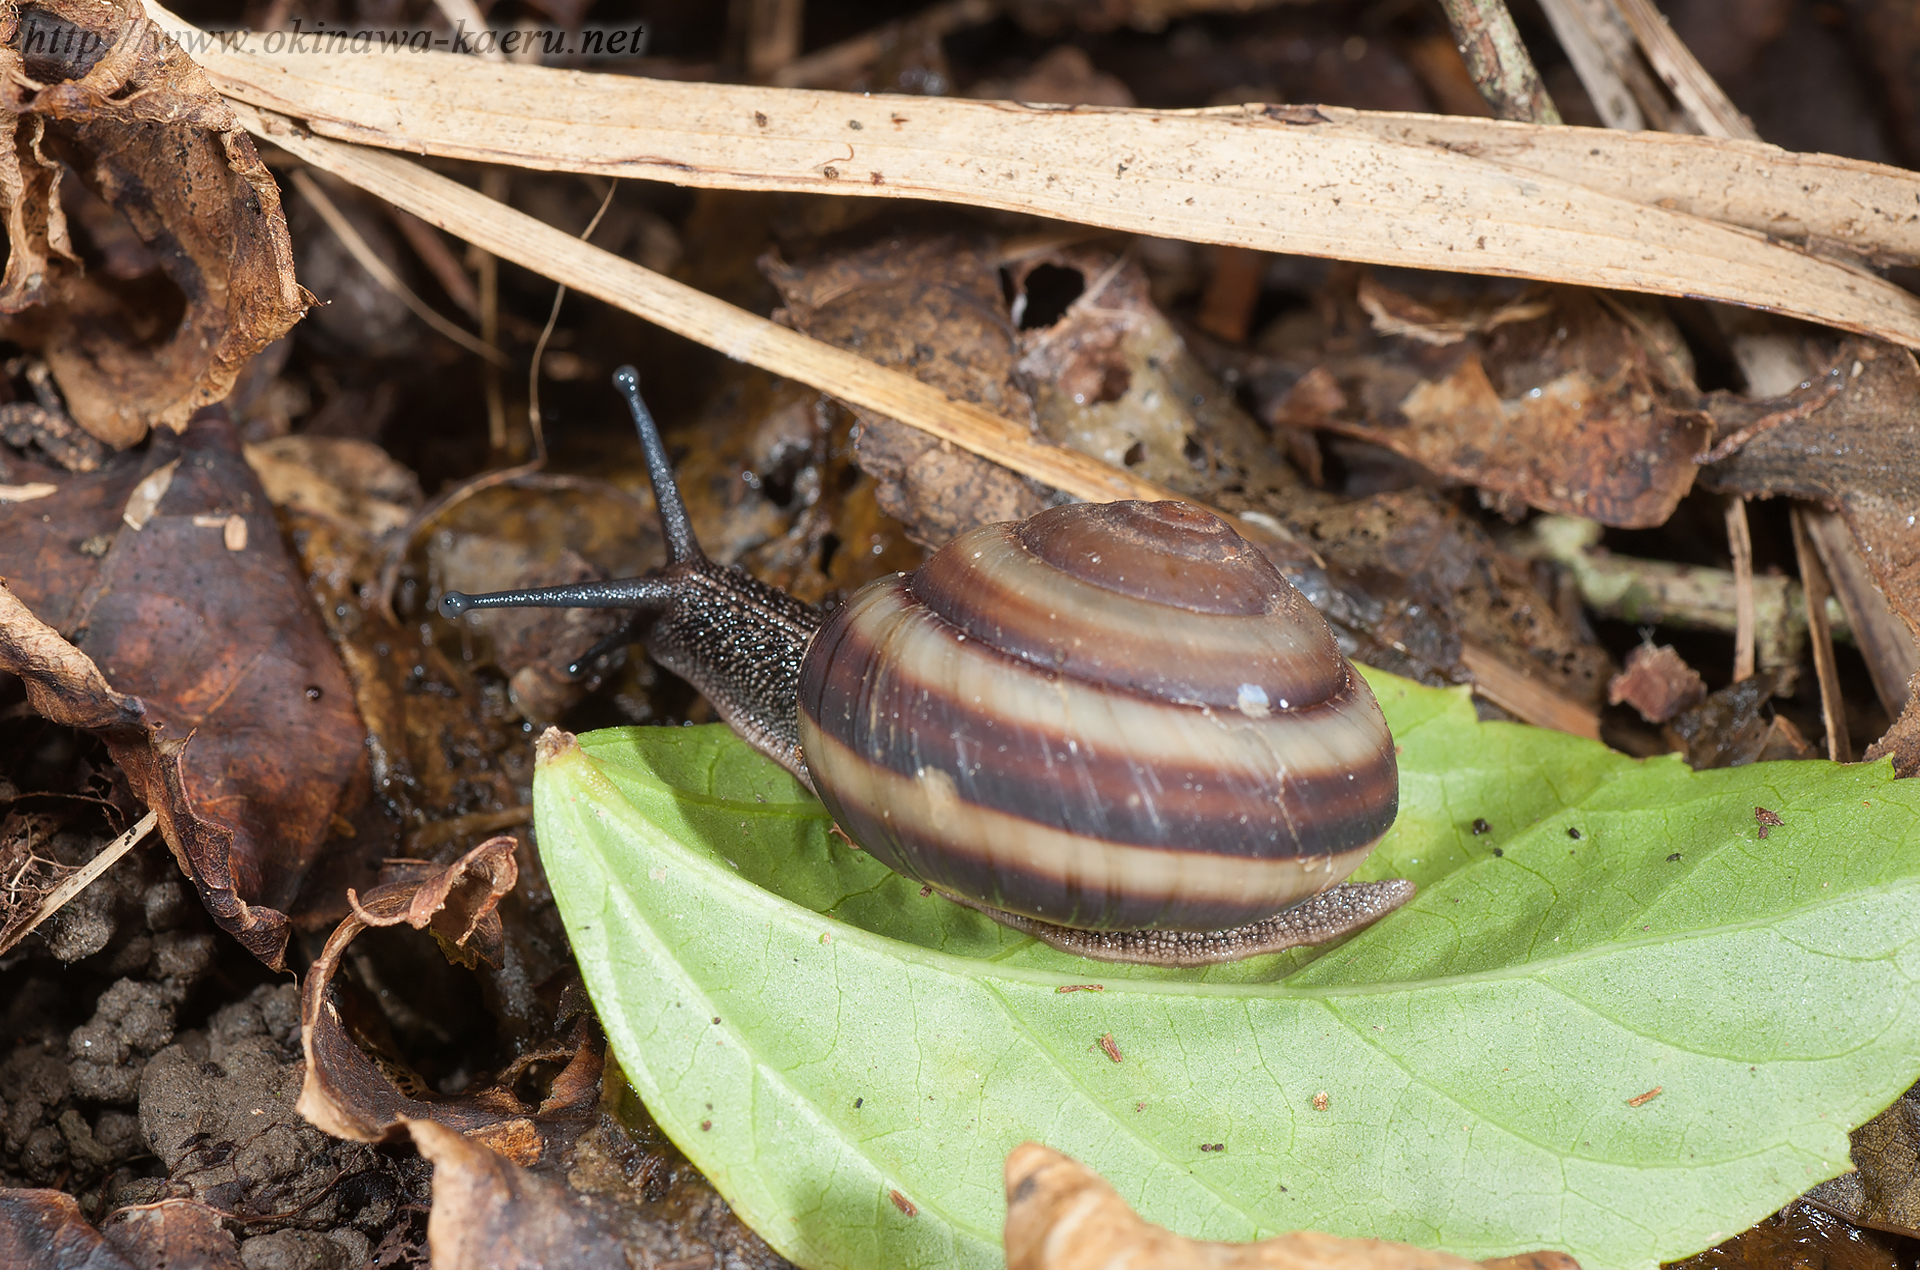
xmin=0 ymin=0 xmax=304 ymax=446
xmin=297 ymin=837 xmax=549 ymax=1143
xmin=0 ymin=577 xmax=296 ymax=965
xmin=1012 ymin=246 xmax=1290 ymax=498
xmin=1273 ymin=278 xmax=1710 ymax=528
xmin=763 ymin=235 xmax=1047 ymax=544
xmin=1866 ymin=672 xmax=1920 ymax=778
xmin=1 ymin=411 xmax=384 ymax=959
xmin=1803 ymin=1083 xmax=1920 ymax=1240
xmin=403 ymin=1117 xmax=629 ymax=1270
xmin=100 ymin=1198 xmax=245 ymax=1269
xmin=242 ymin=435 xmax=421 ymax=539
xmin=1662 ymin=667 xmax=1810 ymax=770
xmin=1002 ymin=1143 xmax=1581 ymax=1270
xmin=147 ymin=4 xmax=1920 ymax=346
xmin=0 ymin=1189 xmax=136 ymax=1269
xmin=1702 ymin=339 xmax=1920 ymax=760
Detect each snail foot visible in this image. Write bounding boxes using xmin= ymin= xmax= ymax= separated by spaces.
xmin=950 ymin=880 xmax=1416 ymax=967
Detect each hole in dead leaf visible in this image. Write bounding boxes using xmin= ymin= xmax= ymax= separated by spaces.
xmin=18 ymin=8 xmax=112 ymax=81
xmin=1122 ymin=442 xmax=1146 ymax=467
xmin=1015 ymin=264 xmax=1084 ymax=330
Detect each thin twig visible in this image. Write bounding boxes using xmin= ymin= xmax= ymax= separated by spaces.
xmin=1791 ymin=504 xmax=1851 ymax=762
xmin=1724 ymin=495 xmax=1756 ymax=682
xmin=1524 ymin=515 xmax=1841 ymax=669
xmin=478 ymin=169 xmax=509 ymax=453
xmin=387 ymin=205 xmax=481 ymax=319
xmin=771 ymin=0 xmax=997 ymax=88
xmin=428 ymin=0 xmax=505 ymax=63
xmin=1 ymin=811 xmax=157 ymax=955
xmin=1435 ymin=0 xmax=1562 ymax=124
xmin=288 ymin=170 xmax=508 ymax=366
xmin=1534 ymin=0 xmax=1645 ymax=129
xmin=1609 ymin=0 xmax=1755 ymax=139
xmin=526 ymin=179 xmax=619 ymax=464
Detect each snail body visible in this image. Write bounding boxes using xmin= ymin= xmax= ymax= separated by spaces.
xmin=442 ymin=369 xmax=1408 ymax=965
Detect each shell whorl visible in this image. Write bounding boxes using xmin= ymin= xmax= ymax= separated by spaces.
xmin=796 ymin=501 xmax=1399 ymax=932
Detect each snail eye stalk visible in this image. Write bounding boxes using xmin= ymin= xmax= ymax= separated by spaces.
xmin=437 ymin=366 xmax=702 ymax=628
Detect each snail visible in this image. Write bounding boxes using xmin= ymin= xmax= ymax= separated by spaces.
xmin=441 ymin=369 xmax=1409 ymax=966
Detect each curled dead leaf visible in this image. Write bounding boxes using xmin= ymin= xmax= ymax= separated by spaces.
xmin=298 ymin=837 xmax=601 ymax=1151
xmin=345 ymin=836 xmax=519 ymax=969
xmin=0 ymin=0 xmax=305 ymax=446
xmin=1003 ymin=1143 xmax=1580 ymax=1270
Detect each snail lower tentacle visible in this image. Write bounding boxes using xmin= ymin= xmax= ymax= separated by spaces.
xmin=440 ymin=366 xmax=1409 ymax=966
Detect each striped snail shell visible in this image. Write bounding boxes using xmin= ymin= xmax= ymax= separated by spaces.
xmin=797 ymin=500 xmax=1400 ymax=934
xmin=441 ymin=368 xmax=1409 ymax=966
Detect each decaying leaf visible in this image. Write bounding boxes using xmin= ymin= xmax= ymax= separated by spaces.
xmin=295 ymin=838 xmax=787 ymax=1268
xmin=345 ymin=836 xmax=519 ymax=971
xmin=1703 ymin=338 xmax=1920 ymax=760
xmin=1608 ymin=642 xmax=1707 ymax=725
xmin=0 ymin=412 xmax=382 ymax=966
xmin=298 ymin=837 xmax=553 ymax=1144
xmin=0 ymin=0 xmax=305 ymax=446
xmin=1011 ymin=246 xmax=1295 ymax=502
xmin=1002 ymin=1144 xmax=1580 ymax=1270
xmin=100 ymin=1199 xmax=245 ymax=1269
xmin=404 ymin=1117 xmax=629 ymax=1270
xmin=0 ymin=1189 xmax=135 ymax=1269
xmin=763 ymin=235 xmax=1047 ymax=545
xmin=1867 ymin=673 xmax=1920 ymax=778
xmin=0 ymin=579 xmax=292 ymax=964
xmin=1663 ymin=667 xmax=1812 ymax=770
xmin=1270 ymin=275 xmax=1710 ymax=528
xmin=1803 ymin=1084 xmax=1920 ymax=1240
xmin=242 ymin=435 xmax=421 ymax=540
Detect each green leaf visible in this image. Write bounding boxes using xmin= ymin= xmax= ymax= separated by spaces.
xmin=535 ymin=668 xmax=1920 ymax=1270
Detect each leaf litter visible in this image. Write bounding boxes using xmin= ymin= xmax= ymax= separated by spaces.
xmin=6 ymin=0 xmax=1920 ymax=1268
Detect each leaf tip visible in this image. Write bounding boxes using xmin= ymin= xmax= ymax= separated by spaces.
xmin=535 ymin=726 xmax=581 ymax=766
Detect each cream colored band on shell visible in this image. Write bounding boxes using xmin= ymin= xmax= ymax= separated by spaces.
xmin=799 ymin=716 xmax=1379 ymax=918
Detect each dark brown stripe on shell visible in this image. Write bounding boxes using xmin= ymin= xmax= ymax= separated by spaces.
xmin=797 ymin=578 xmax=1398 ymax=858
xmin=799 ymin=719 xmax=1382 ymax=930
xmin=912 ymin=520 xmax=1347 ymax=711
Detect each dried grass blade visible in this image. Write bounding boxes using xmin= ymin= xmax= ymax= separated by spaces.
xmin=1 ymin=811 xmax=158 ymax=955
xmin=1792 ymin=504 xmax=1852 ymax=762
xmin=240 ymin=105 xmax=1168 ymax=508
xmin=239 ymin=107 xmax=1598 ymax=736
xmin=145 ymin=2 xmax=1920 ymax=347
